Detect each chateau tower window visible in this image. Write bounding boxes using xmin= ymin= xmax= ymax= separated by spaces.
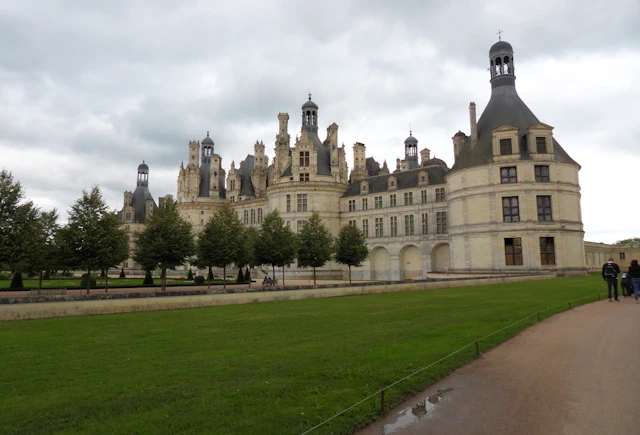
xmin=504 ymin=238 xmax=523 ymax=266
xmin=421 ymin=190 xmax=427 ymax=204
xmin=299 ymin=151 xmax=310 ymax=167
xmin=404 ymin=192 xmax=413 ymax=206
xmin=436 ymin=188 xmax=446 ymax=202
xmin=535 ymin=165 xmax=550 ymax=182
xmin=300 ymin=173 xmax=310 ymax=182
xmin=250 ymin=209 xmax=256 ymax=224
xmin=500 ymin=138 xmax=512 ymax=155
xmin=258 ymin=208 xmax=263 ymax=223
xmin=286 ymin=195 xmax=291 ymax=212
xmin=362 ymin=198 xmax=368 ymax=211
xmin=297 ymin=194 xmax=308 ymax=212
xmin=243 ymin=210 xmax=249 ymax=225
xmin=502 ymin=197 xmax=520 ymax=222
xmin=349 ymin=220 xmax=356 ymax=227
xmin=404 ymin=215 xmax=415 ymax=236
xmin=362 ymin=219 xmax=369 ymax=238
xmin=500 ymin=167 xmax=517 ymax=184
xmin=375 ymin=217 xmax=384 ymax=237
xmin=540 ymin=237 xmax=556 ymax=265
xmin=436 ymin=211 xmax=448 ymax=234
xmin=537 ymin=196 xmax=552 ymax=221
xmin=375 ymin=196 xmax=383 ymax=209
xmin=421 ymin=213 xmax=428 ymax=235
xmin=348 ymin=200 xmax=356 ymax=212
xmin=390 ymin=194 xmax=397 ymax=207
xmin=390 ymin=216 xmax=398 ymax=237
xmin=536 ymin=137 xmax=547 ymax=153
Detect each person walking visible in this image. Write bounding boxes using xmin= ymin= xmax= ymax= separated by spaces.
xmin=602 ymin=257 xmax=621 ymax=302
xmin=628 ymin=259 xmax=640 ymax=304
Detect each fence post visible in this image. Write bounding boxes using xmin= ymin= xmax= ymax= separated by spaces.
xmin=475 ymin=340 xmax=479 ymax=356
xmin=380 ymin=390 xmax=385 ymax=414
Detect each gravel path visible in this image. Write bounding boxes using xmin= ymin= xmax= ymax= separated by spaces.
xmin=357 ymin=298 xmax=640 ymax=435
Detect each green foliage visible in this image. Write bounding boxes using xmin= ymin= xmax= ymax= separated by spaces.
xmin=43 ymin=270 xmax=51 ymax=280
xmin=80 ymin=276 xmax=97 ymax=289
xmin=119 ymin=268 xmax=126 ymax=279
xmin=297 ymin=212 xmax=333 ymax=284
xmin=187 ymin=268 xmax=194 ymax=281
xmin=236 ymin=268 xmax=245 ymax=284
xmin=616 ymin=237 xmax=640 ymax=247
xmin=0 ymin=273 xmax=9 ymax=280
xmin=235 ymin=226 xmax=259 ymax=268
xmin=335 ymin=224 xmax=369 ymax=283
xmin=0 ymin=275 xmax=602 ymax=434
xmin=9 ymin=272 xmax=23 ymax=289
xmin=256 ymin=210 xmax=297 ymax=277
xmin=143 ymin=270 xmax=154 ymax=286
xmin=193 ymin=275 xmax=205 ymax=285
xmin=133 ymin=197 xmax=194 ymax=291
xmin=196 ymin=203 xmax=243 ymax=290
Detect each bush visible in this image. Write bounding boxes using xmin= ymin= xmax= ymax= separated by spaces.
xmin=194 ymin=275 xmax=205 ymax=285
xmin=207 ymin=267 xmax=213 ymax=282
xmin=244 ymin=267 xmax=251 ymax=283
xmin=119 ymin=268 xmax=126 ymax=279
xmin=81 ymin=273 xmax=98 ymax=279
xmin=236 ymin=268 xmax=245 ymax=284
xmin=143 ymin=270 xmax=154 ymax=286
xmin=187 ymin=268 xmax=194 ymax=280
xmin=80 ymin=277 xmax=97 ymax=289
xmin=60 ymin=271 xmax=73 ymax=277
xmin=0 ymin=273 xmax=9 ymax=280
xmin=9 ymin=272 xmax=24 ymax=289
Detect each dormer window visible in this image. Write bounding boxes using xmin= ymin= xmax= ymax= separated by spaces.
xmin=500 ymin=138 xmax=512 ymax=155
xmin=536 ymin=137 xmax=547 ymax=153
xmin=360 ymin=181 xmax=369 ymax=194
xmin=418 ymin=171 xmax=429 ymax=185
xmin=388 ymin=176 xmax=397 ymax=190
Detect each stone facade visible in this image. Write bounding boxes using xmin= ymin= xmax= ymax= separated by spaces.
xmin=584 ymin=242 xmax=640 ymax=271
xmin=122 ymin=40 xmax=591 ymax=280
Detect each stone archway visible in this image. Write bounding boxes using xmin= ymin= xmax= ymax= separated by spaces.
xmin=431 ymin=243 xmax=451 ymax=272
xmin=400 ymin=245 xmax=422 ymax=280
xmin=371 ymin=247 xmax=391 ymax=281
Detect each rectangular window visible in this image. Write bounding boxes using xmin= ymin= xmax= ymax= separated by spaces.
xmin=375 ymin=196 xmax=383 ymax=209
xmin=436 ymin=188 xmax=446 ymax=202
xmin=362 ymin=198 xmax=368 ymax=211
xmin=390 ymin=216 xmax=398 ymax=237
xmin=421 ymin=190 xmax=427 ymax=204
xmin=348 ymin=199 xmax=356 ymax=212
xmin=348 ymin=220 xmax=356 ymax=227
xmin=286 ymin=195 xmax=291 ymax=212
xmin=535 ymin=165 xmax=550 ymax=182
xmin=502 ymin=197 xmax=520 ymax=222
xmin=299 ymin=173 xmax=310 ymax=182
xmin=404 ymin=192 xmax=413 ymax=206
xmin=299 ymin=151 xmax=310 ymax=166
xmin=505 ymin=238 xmax=523 ymax=266
xmin=362 ymin=219 xmax=369 ymax=238
xmin=540 ymin=237 xmax=556 ymax=265
xmin=375 ymin=217 xmax=384 ymax=238
xmin=436 ymin=211 xmax=447 ymax=234
xmin=620 ymin=252 xmax=626 ymax=260
xmin=404 ymin=215 xmax=415 ymax=236
xmin=500 ymin=138 xmax=512 ymax=155
xmin=390 ymin=194 xmax=397 ymax=207
xmin=537 ymin=195 xmax=552 ymax=221
xmin=243 ymin=210 xmax=249 ymax=225
xmin=536 ymin=137 xmax=547 ymax=153
xmin=297 ymin=194 xmax=308 ymax=212
xmin=250 ymin=209 xmax=256 ymax=224
xmin=500 ymin=167 xmax=517 ymax=184
xmin=297 ymin=220 xmax=307 ymax=233
xmin=421 ymin=213 xmax=428 ymax=235
xmin=125 ymin=212 xmax=131 ymax=220
xmin=258 ymin=208 xmax=263 ymax=223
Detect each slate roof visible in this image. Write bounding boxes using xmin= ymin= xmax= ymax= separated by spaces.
xmin=280 ymin=130 xmax=332 ymax=178
xmin=238 ymin=154 xmax=256 ymax=197
xmin=366 ymin=157 xmax=381 ymax=176
xmin=451 ymin=85 xmax=579 ymax=172
xmin=199 ymin=161 xmax=211 ymax=197
xmin=342 ymin=164 xmax=448 ymax=197
xmin=119 ymin=185 xmax=156 ymax=224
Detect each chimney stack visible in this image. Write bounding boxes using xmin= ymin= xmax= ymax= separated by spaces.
xmin=469 ymin=102 xmax=478 ymax=146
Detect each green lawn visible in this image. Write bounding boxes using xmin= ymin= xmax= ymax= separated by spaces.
xmin=0 ymin=274 xmax=603 ymax=434
xmin=0 ymin=278 xmax=230 ymax=290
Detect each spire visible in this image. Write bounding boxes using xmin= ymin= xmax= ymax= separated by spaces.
xmin=489 ymin=37 xmax=515 ymax=89
xmin=302 ymin=93 xmax=318 ymax=132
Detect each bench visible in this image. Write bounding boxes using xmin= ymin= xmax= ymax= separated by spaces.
xmin=29 ymin=289 xmax=67 ymax=297
xmin=262 ymin=279 xmax=278 ymax=289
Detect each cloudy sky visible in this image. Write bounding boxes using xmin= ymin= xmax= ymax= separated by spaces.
xmin=1 ymin=0 xmax=638 ymax=243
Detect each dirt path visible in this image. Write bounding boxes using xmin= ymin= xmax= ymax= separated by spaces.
xmin=357 ymin=298 xmax=640 ymax=435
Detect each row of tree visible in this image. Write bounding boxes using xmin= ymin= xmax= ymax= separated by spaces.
xmin=1 ymin=170 xmax=369 ymax=292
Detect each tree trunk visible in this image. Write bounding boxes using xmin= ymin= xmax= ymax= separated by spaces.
xmin=272 ymin=265 xmax=275 ymax=280
xmin=282 ymin=266 xmax=285 ymax=287
xmin=348 ymin=265 xmax=352 ymax=285
xmin=223 ymin=265 xmax=226 ymax=290
xmin=87 ymin=268 xmax=91 ymax=294
xmin=313 ymin=267 xmax=316 ymax=286
xmin=162 ymin=268 xmax=166 ymax=291
xmin=105 ymin=268 xmax=109 ymax=293
xmin=39 ymin=270 xmax=43 ymax=290
xmin=207 ymin=266 xmax=211 ymax=290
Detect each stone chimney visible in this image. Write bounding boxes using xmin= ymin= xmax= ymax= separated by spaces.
xmin=452 ymin=131 xmax=467 ymax=161
xmin=420 ymin=148 xmax=431 ymax=166
xmin=469 ymin=102 xmax=478 ymax=146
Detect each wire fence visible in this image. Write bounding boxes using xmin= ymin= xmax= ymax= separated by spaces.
xmin=301 ymin=292 xmax=602 ymax=434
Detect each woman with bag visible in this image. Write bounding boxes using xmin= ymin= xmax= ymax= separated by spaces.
xmin=627 ymin=259 xmax=640 ymax=303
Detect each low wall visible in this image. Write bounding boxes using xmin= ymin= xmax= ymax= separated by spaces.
xmin=0 ymin=274 xmax=556 ymax=322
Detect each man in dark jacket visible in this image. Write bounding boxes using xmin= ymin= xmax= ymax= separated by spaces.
xmin=602 ymin=258 xmax=621 ymax=302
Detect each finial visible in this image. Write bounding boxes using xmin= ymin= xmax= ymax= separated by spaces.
xmin=308 ymin=92 xmax=312 ymax=101
xmin=497 ymin=29 xmax=503 ymax=41
xmin=410 ymin=123 xmax=412 ymax=137
xmin=206 ymin=130 xmax=210 ymax=137
xmin=142 ymin=160 xmax=145 ymax=164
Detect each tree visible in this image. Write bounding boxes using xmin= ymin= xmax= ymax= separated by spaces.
xmin=255 ymin=210 xmax=297 ymax=286
xmin=119 ymin=268 xmax=126 ymax=279
xmin=187 ymin=268 xmax=194 ymax=280
xmin=0 ymin=170 xmax=40 ymax=289
xmin=57 ymin=186 xmax=119 ymax=294
xmin=235 ymin=226 xmax=258 ymax=287
xmin=616 ymin=238 xmax=640 ymax=247
xmin=98 ymin=212 xmax=129 ymax=292
xmin=335 ymin=224 xmax=369 ymax=284
xmin=236 ymin=268 xmax=245 ymax=284
xmin=134 ymin=197 xmax=194 ymax=291
xmin=28 ymin=209 xmax=61 ymax=290
xmin=297 ymin=212 xmax=333 ymax=285
xmin=196 ymin=203 xmax=243 ymax=291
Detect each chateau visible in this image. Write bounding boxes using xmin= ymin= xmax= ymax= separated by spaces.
xmin=120 ymin=40 xmax=592 ymax=279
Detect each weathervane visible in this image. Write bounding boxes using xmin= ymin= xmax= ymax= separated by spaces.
xmin=497 ymin=29 xmax=503 ymax=41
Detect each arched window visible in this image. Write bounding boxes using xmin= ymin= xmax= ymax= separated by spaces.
xmin=243 ymin=210 xmax=248 ymax=225
xmin=258 ymin=208 xmax=263 ymax=223
xmin=250 ymin=209 xmax=256 ymax=224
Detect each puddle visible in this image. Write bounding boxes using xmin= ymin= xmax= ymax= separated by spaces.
xmin=381 ymin=388 xmax=454 ymax=434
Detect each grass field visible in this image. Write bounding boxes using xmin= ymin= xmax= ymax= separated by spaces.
xmin=0 ymin=278 xmax=229 ymax=290
xmin=0 ymin=274 xmax=603 ymax=434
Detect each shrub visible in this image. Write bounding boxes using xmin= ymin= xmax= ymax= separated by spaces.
xmin=187 ymin=268 xmax=194 ymax=280
xmin=244 ymin=267 xmax=251 ymax=283
xmin=119 ymin=268 xmax=126 ymax=279
xmin=236 ymin=268 xmax=245 ymax=284
xmin=0 ymin=273 xmax=9 ymax=280
xmin=194 ymin=275 xmax=205 ymax=285
xmin=81 ymin=273 xmax=98 ymax=279
xmin=143 ymin=270 xmax=154 ymax=286
xmin=9 ymin=272 xmax=24 ymax=289
xmin=207 ymin=267 xmax=213 ymax=282
xmin=61 ymin=271 xmax=73 ymax=277
xmin=80 ymin=277 xmax=97 ymax=289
